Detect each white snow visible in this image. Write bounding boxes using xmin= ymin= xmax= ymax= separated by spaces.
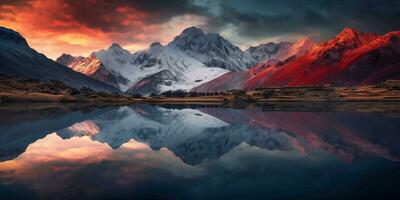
xmin=94 ymin=42 xmax=229 ymax=93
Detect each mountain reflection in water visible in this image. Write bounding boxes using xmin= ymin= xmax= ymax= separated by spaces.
xmin=0 ymin=103 xmax=400 ymax=199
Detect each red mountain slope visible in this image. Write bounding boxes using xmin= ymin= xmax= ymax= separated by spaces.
xmin=247 ymin=28 xmax=399 ymax=89
xmin=192 ymin=28 xmax=400 ymax=92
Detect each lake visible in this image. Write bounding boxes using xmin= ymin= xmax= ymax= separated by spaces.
xmin=0 ymin=103 xmax=400 ymax=199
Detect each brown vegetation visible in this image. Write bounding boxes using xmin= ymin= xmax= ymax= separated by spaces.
xmin=0 ymin=75 xmax=138 ymax=102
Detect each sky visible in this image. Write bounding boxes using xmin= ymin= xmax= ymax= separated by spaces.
xmin=1 ymin=0 xmax=399 ymax=59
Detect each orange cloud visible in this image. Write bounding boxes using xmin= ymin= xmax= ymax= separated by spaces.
xmin=0 ymin=0 xmax=207 ymax=59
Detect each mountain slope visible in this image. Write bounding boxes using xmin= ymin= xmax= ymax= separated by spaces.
xmin=247 ymin=28 xmax=398 ymax=89
xmin=193 ymin=28 xmax=400 ymax=92
xmin=0 ymin=27 xmax=119 ymax=93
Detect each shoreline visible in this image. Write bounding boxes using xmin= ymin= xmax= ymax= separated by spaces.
xmin=1 ymin=92 xmax=400 ymax=103
xmin=1 ymin=101 xmax=400 ymax=113
xmin=1 ymin=75 xmax=400 ymax=104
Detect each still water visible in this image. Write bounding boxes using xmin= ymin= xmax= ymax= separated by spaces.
xmin=0 ymin=103 xmax=399 ymax=199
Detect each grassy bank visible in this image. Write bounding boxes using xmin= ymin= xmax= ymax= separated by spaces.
xmin=1 ymin=75 xmax=400 ymax=103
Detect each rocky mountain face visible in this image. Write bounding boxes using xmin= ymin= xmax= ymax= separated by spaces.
xmin=0 ymin=27 xmax=119 ymax=93
xmin=192 ymin=28 xmax=400 ymax=92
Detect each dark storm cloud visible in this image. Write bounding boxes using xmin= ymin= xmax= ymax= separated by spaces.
xmin=60 ymin=0 xmax=202 ymax=32
xmin=205 ymin=0 xmax=400 ymax=40
xmin=1 ymin=0 xmax=399 ymax=38
xmin=2 ymin=0 xmax=399 ymax=58
xmin=0 ymin=0 xmax=29 ymax=5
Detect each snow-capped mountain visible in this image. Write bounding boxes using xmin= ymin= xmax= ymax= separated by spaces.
xmin=59 ymin=42 xmax=229 ymax=95
xmin=126 ymin=27 xmax=261 ymax=95
xmin=0 ymin=27 xmax=119 ymax=93
xmin=57 ymin=26 xmax=263 ymax=95
xmin=169 ymin=26 xmax=255 ymax=71
xmin=126 ymin=43 xmax=229 ymax=95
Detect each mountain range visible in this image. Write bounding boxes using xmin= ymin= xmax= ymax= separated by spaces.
xmin=1 ymin=25 xmax=399 ymax=95
xmin=192 ymin=28 xmax=400 ymax=92
xmin=56 ymin=27 xmax=258 ymax=95
xmin=55 ymin=26 xmax=323 ymax=95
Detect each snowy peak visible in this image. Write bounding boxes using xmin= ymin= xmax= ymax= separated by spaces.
xmin=0 ymin=26 xmax=29 ymax=47
xmin=108 ymin=43 xmax=123 ymax=49
xmin=169 ymin=26 xmax=254 ymax=71
xmin=170 ymin=26 xmax=239 ymax=53
xmin=180 ymin=26 xmax=205 ymax=37
xmin=100 ymin=43 xmax=132 ymax=57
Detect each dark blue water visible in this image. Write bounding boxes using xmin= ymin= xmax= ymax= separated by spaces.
xmin=0 ymin=103 xmax=400 ymax=199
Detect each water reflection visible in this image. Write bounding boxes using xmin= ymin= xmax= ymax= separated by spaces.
xmin=0 ymin=103 xmax=400 ymax=199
